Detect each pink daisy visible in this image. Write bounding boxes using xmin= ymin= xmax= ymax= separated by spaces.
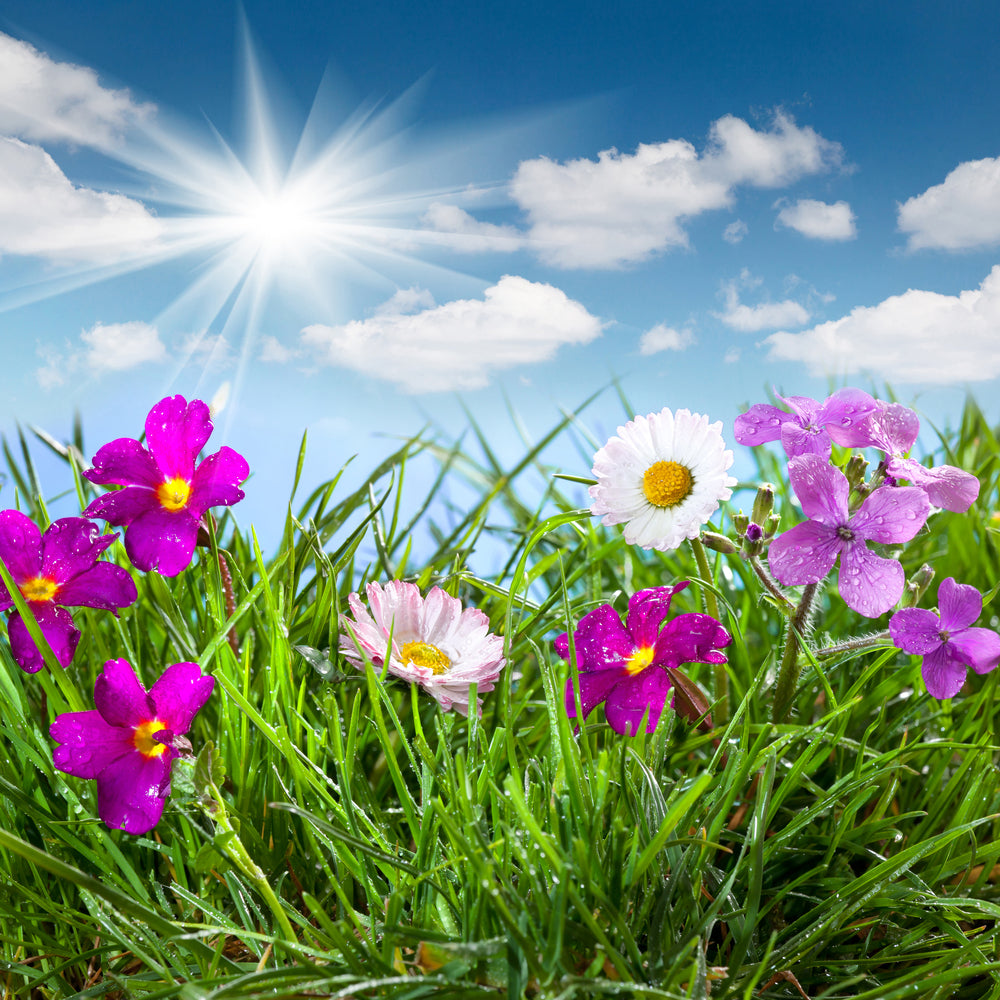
xmin=339 ymin=580 xmax=505 ymax=717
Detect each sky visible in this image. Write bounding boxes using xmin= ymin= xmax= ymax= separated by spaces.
xmin=1 ymin=0 xmax=999 ymax=552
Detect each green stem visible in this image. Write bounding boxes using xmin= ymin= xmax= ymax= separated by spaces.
xmin=814 ymin=631 xmax=892 ymax=660
xmin=771 ymin=582 xmax=819 ymax=724
xmin=689 ymin=536 xmax=727 ymax=723
xmin=747 ymin=555 xmax=796 ymax=615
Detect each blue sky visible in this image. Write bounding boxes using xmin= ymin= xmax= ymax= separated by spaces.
xmin=1 ymin=1 xmax=999 ymax=548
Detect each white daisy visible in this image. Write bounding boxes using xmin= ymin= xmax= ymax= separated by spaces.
xmin=589 ymin=408 xmax=736 ymax=550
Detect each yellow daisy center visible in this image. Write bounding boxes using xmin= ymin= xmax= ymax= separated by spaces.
xmin=642 ymin=460 xmax=693 ymax=508
xmin=132 ymin=719 xmax=169 ymax=758
xmin=156 ymin=477 xmax=192 ymax=512
xmin=400 ymin=640 xmax=451 ymax=675
xmin=20 ymin=576 xmax=58 ymax=602
xmin=625 ymin=645 xmax=655 ymax=676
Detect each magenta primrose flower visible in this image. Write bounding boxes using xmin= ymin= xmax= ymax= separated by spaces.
xmin=890 ymin=578 xmax=1000 ymax=699
xmin=0 ymin=511 xmax=136 ymax=673
xmin=83 ymin=395 xmax=250 ymax=576
xmin=734 ymin=388 xmax=878 ymax=459
xmin=768 ymin=454 xmax=931 ymax=618
xmin=556 ymin=583 xmax=731 ymax=736
xmin=50 ymin=658 xmax=215 ymax=834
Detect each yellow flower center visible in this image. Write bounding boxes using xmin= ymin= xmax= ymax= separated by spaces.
xmin=20 ymin=576 xmax=59 ymax=602
xmin=642 ymin=460 xmax=694 ymax=508
xmin=156 ymin=477 xmax=192 ymax=512
xmin=399 ymin=640 xmax=451 ymax=675
xmin=132 ymin=719 xmax=169 ymax=758
xmin=625 ymin=645 xmax=655 ymax=676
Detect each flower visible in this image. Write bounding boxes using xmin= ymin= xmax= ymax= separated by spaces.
xmin=556 ymin=583 xmax=732 ymax=735
xmin=850 ymin=402 xmax=979 ymax=512
xmin=589 ymin=408 xmax=736 ymax=551
xmin=50 ymin=658 xmax=214 ymax=834
xmin=0 ymin=512 xmax=137 ymax=673
xmin=83 ymin=395 xmax=250 ymax=576
xmin=890 ymin=577 xmax=1000 ymax=699
xmin=734 ymin=388 xmax=878 ymax=459
xmin=768 ymin=454 xmax=931 ymax=617
xmin=338 ymin=580 xmax=505 ymax=716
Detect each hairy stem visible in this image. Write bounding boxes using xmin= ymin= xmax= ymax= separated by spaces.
xmin=771 ymin=582 xmax=820 ymax=724
xmin=747 ymin=555 xmax=796 ymax=615
xmin=814 ymin=630 xmax=892 ymax=660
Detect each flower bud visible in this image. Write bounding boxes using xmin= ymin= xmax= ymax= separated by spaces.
xmin=901 ymin=563 xmax=936 ymax=608
xmin=732 ymin=511 xmax=749 ymax=535
xmin=844 ymin=454 xmax=869 ymax=491
xmin=764 ymin=513 xmax=782 ymax=539
xmin=741 ymin=522 xmax=765 ymax=557
xmin=700 ymin=530 xmax=739 ymax=555
xmin=751 ymin=483 xmax=775 ymax=525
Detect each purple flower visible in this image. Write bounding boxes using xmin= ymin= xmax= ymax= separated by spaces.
xmin=768 ymin=454 xmax=931 ymax=618
xmin=555 ymin=583 xmax=731 ymax=735
xmin=0 ymin=511 xmax=137 ymax=673
xmin=83 ymin=395 xmax=250 ymax=576
xmin=734 ymin=388 xmax=878 ymax=459
xmin=890 ymin=578 xmax=1000 ymax=699
xmin=50 ymin=658 xmax=214 ymax=834
xmin=851 ymin=402 xmax=979 ymax=513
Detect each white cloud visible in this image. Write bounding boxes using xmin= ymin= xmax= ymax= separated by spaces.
xmin=0 ymin=31 xmax=153 ymax=148
xmin=259 ymin=335 xmax=299 ymax=364
xmin=421 ymin=203 xmax=523 ymax=252
xmin=374 ymin=286 xmax=436 ymax=316
xmin=724 ymin=348 xmax=741 ymax=364
xmin=898 ymin=157 xmax=1000 ymax=251
xmin=510 ymin=111 xmax=843 ymax=268
xmin=0 ymin=137 xmax=161 ymax=262
xmin=714 ymin=271 xmax=811 ymax=332
xmin=182 ymin=332 xmax=234 ymax=369
xmin=638 ymin=324 xmax=694 ymax=355
xmin=36 ymin=320 xmax=165 ymax=386
xmin=723 ymin=219 xmax=748 ymax=244
xmin=765 ymin=266 xmax=1000 ymax=382
xmin=775 ymin=198 xmax=856 ymax=240
xmin=300 ymin=275 xmax=603 ymax=392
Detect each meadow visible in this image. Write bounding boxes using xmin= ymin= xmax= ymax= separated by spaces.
xmin=1 ymin=388 xmax=1000 ymax=1000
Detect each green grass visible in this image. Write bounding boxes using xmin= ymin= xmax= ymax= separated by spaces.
xmin=2 ymin=393 xmax=1000 ymax=999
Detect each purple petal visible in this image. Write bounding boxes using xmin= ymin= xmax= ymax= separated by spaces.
xmin=603 ymin=669 xmax=673 ymax=735
xmin=8 ymin=604 xmax=79 ymax=672
xmin=838 ymin=542 xmax=904 ymax=618
xmin=768 ymin=520 xmax=841 ymax=586
xmin=188 ymin=447 xmax=250 ymax=515
xmin=865 ymin=402 xmax=920 ymax=456
xmin=565 ymin=669 xmax=627 ymax=720
xmin=625 ymin=584 xmax=687 ymax=648
xmin=780 ymin=422 xmax=831 ymax=459
xmin=123 ymin=508 xmax=200 ymax=577
xmin=148 ymin=661 xmax=215 ymax=733
xmin=851 ymin=485 xmax=929 ymax=544
xmin=889 ymin=608 xmax=943 ymax=655
xmin=55 ymin=562 xmax=137 ymax=612
xmin=921 ymin=644 xmax=968 ymax=700
xmin=889 ymin=459 xmax=979 ymax=513
xmin=95 ymin=752 xmax=172 ymax=834
xmin=145 ymin=396 xmax=212 ymax=481
xmin=653 ymin=612 xmax=731 ymax=668
xmin=787 ymin=454 xmax=849 ymax=524
xmin=50 ymin=709 xmax=136 ymax=778
xmin=733 ymin=404 xmax=789 ymax=446
xmin=40 ymin=518 xmax=115 ymax=584
xmin=818 ymin=388 xmax=880 ymax=447
xmin=94 ymin=658 xmax=155 ymax=728
xmin=84 ymin=437 xmax=162 ymax=488
xmin=0 ymin=510 xmax=42 ymax=590
xmin=559 ymin=604 xmax=638 ymax=672
xmin=776 ymin=394 xmax=821 ymax=422
xmin=84 ymin=486 xmax=159 ymax=526
xmin=936 ymin=577 xmax=982 ymax=631
xmin=948 ymin=627 xmax=1000 ymax=675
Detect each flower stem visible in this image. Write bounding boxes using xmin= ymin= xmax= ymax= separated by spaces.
xmin=771 ymin=582 xmax=819 ymax=724
xmin=747 ymin=555 xmax=796 ymax=615
xmin=814 ymin=631 xmax=892 ymax=660
xmin=689 ymin=536 xmax=727 ymax=724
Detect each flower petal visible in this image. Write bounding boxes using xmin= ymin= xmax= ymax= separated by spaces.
xmin=564 ymin=669 xmax=627 ymax=720
xmin=148 ymin=661 xmax=215 ymax=734
xmin=653 ymin=612 xmax=731 ymax=668
xmin=145 ymin=396 xmax=213 ymax=481
xmin=84 ymin=437 xmax=162 ymax=488
xmin=603 ymin=669 xmax=673 ymax=735
xmin=920 ymin=644 xmax=968 ymax=699
xmin=733 ymin=403 xmax=788 ymax=447
xmin=40 ymin=518 xmax=116 ymax=585
xmin=889 ymin=608 xmax=943 ymax=655
xmin=850 ymin=485 xmax=929 ymax=544
xmin=0 ymin=509 xmax=42 ymax=592
xmin=838 ymin=542 xmax=903 ymax=618
xmin=768 ymin=520 xmax=841 ymax=586
xmin=53 ymin=562 xmax=137 ymax=612
xmin=780 ymin=422 xmax=831 ymax=459
xmin=84 ymin=485 xmax=159 ymax=526
xmin=8 ymin=604 xmax=79 ymax=672
xmin=948 ymin=627 xmax=1000 ymax=675
xmin=787 ymin=454 xmax=849 ymax=524
xmin=560 ymin=603 xmax=638 ymax=672
xmin=936 ymin=577 xmax=983 ymax=631
xmin=818 ymin=388 xmax=880 ymax=447
xmin=889 ymin=458 xmax=979 ymax=513
xmin=50 ymin=709 xmax=136 ymax=778
xmin=123 ymin=508 xmax=200 ymax=576
xmin=94 ymin=658 xmax=155 ymax=728
xmin=95 ymin=751 xmax=172 ymax=834
xmin=188 ymin=447 xmax=250 ymax=515
xmin=625 ymin=584 xmax=687 ymax=648
xmin=859 ymin=402 xmax=920 ymax=455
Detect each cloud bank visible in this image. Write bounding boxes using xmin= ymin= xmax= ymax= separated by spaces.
xmin=37 ymin=321 xmax=166 ymax=387
xmin=775 ymin=198 xmax=856 ymax=240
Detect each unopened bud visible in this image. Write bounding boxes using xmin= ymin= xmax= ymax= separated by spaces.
xmin=765 ymin=512 xmax=781 ymax=538
xmin=732 ymin=511 xmax=749 ymax=535
xmin=751 ymin=483 xmax=775 ymax=525
xmin=844 ymin=454 xmax=869 ymax=492
xmin=700 ymin=530 xmax=739 ymax=555
xmin=741 ymin=522 xmax=765 ymax=557
xmin=902 ymin=563 xmax=936 ymax=608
